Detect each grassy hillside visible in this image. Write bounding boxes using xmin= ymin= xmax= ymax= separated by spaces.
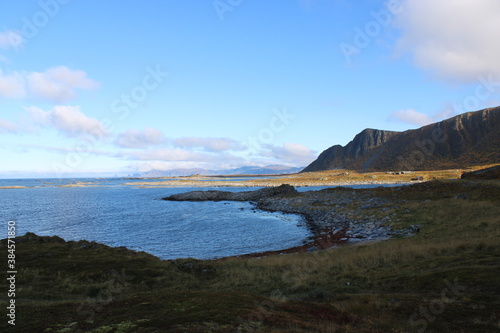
xmin=1 ymin=179 xmax=499 ymax=332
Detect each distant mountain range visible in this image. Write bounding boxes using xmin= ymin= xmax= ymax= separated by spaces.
xmin=302 ymin=106 xmax=500 ymax=172
xmin=138 ymin=165 xmax=303 ymax=177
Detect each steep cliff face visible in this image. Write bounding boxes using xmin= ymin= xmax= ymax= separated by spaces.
xmin=302 ymin=106 xmax=500 ymax=172
xmin=302 ymin=129 xmax=399 ymax=172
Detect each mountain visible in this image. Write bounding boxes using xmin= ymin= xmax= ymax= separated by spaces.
xmin=302 ymin=106 xmax=500 ymax=172
xmin=228 ymin=165 xmax=303 ymax=175
xmin=140 ymin=169 xmax=210 ymax=177
xmin=139 ymin=165 xmax=303 ymax=177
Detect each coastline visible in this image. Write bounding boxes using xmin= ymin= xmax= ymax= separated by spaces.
xmin=124 ymin=168 xmax=467 ymax=188
xmin=215 ymin=228 xmax=350 ymax=260
xmin=4 ymin=177 xmax=499 ymax=332
xmin=163 ymin=184 xmax=420 ymax=253
xmin=0 ymin=167 xmax=474 ymax=189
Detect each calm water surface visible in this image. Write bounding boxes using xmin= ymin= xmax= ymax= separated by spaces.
xmin=0 ymin=178 xmax=405 ymax=259
xmin=0 ymin=179 xmax=311 ymax=259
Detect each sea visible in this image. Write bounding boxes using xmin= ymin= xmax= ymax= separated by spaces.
xmin=0 ymin=178 xmax=402 ymax=260
xmin=0 ymin=178 xmax=313 ymax=260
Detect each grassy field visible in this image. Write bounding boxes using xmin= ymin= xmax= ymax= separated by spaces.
xmin=125 ymin=167 xmax=474 ymax=188
xmin=1 ymin=178 xmax=499 ymax=332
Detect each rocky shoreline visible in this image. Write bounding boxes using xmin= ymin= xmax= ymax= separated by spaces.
xmin=163 ymin=184 xmax=419 ymax=251
xmin=130 ymin=179 xmax=413 ymax=188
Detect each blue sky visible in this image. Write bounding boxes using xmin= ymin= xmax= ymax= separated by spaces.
xmin=1 ymin=0 xmax=499 ymax=178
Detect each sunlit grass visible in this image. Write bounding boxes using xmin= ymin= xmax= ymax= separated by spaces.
xmin=2 ymin=179 xmax=499 ymax=332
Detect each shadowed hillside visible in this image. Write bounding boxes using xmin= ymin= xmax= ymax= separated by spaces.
xmin=302 ymin=106 xmax=500 ymax=172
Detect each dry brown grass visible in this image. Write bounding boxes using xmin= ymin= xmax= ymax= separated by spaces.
xmin=3 ymin=179 xmax=499 ymax=332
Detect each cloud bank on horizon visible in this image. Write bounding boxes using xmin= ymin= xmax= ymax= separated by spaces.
xmin=0 ymin=0 xmax=499 ymax=177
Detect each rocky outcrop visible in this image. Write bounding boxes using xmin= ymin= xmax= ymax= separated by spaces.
xmin=461 ymin=165 xmax=500 ymax=180
xmin=302 ymin=106 xmax=500 ymax=172
xmin=302 ymin=129 xmax=398 ymax=172
xmin=162 ymin=184 xmax=298 ymax=202
xmin=163 ymin=185 xmax=418 ymax=242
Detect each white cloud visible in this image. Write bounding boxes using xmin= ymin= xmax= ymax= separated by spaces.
xmin=262 ymin=143 xmax=317 ymax=166
xmin=281 ymin=142 xmax=315 ymax=157
xmin=25 ymin=106 xmax=50 ymax=125
xmin=115 ymin=140 xmax=315 ymax=172
xmin=27 ymin=66 xmax=99 ymax=102
xmin=127 ymin=161 xmax=206 ymax=173
xmin=173 ymin=137 xmax=245 ymax=152
xmin=17 ymin=143 xmax=115 ymax=158
xmin=51 ymin=106 xmax=108 ymax=137
xmin=0 ymin=119 xmax=18 ymax=133
xmin=0 ymin=66 xmax=98 ymax=102
xmin=388 ymin=107 xmax=460 ymax=126
xmin=115 ymin=128 xmax=166 ymax=148
xmin=388 ymin=109 xmax=433 ymax=126
xmin=126 ymin=152 xmax=247 ymax=172
xmin=113 ymin=133 xmax=250 ymax=171
xmin=396 ymin=0 xmax=500 ymax=82
xmin=25 ymin=105 xmax=110 ymax=138
xmin=0 ymin=70 xmax=26 ymax=99
xmin=127 ymin=148 xmax=212 ymax=162
xmin=0 ymin=30 xmax=24 ymax=50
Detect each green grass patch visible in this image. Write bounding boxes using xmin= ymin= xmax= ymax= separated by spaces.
xmin=2 ymin=179 xmax=499 ymax=332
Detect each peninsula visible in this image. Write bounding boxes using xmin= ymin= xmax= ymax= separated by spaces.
xmin=4 ymin=166 xmax=499 ymax=332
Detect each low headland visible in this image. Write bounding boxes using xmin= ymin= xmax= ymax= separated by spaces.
xmin=163 ymin=183 xmax=420 ymax=253
xmin=125 ymin=168 xmax=465 ymax=188
xmin=1 ymin=166 xmax=499 ymax=332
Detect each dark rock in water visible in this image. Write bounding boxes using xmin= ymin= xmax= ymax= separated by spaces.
xmin=163 ymin=189 xmax=234 ymax=201
xmin=162 ymin=184 xmax=298 ymax=202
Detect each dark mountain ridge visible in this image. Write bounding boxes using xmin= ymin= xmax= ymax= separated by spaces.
xmin=302 ymin=106 xmax=500 ymax=172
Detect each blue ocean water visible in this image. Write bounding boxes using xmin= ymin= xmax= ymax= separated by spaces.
xmin=0 ymin=179 xmax=311 ymax=259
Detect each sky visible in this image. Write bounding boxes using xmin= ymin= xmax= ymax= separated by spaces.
xmin=1 ymin=0 xmax=500 ymax=178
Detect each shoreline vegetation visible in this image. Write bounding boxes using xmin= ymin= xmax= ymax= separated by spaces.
xmin=1 ymin=166 xmax=499 ymax=332
xmin=162 ymin=183 xmax=421 ymax=252
xmin=0 ymin=165 xmax=496 ymax=190
xmin=0 ymin=167 xmax=481 ymax=189
xmin=125 ymin=168 xmax=465 ymax=188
